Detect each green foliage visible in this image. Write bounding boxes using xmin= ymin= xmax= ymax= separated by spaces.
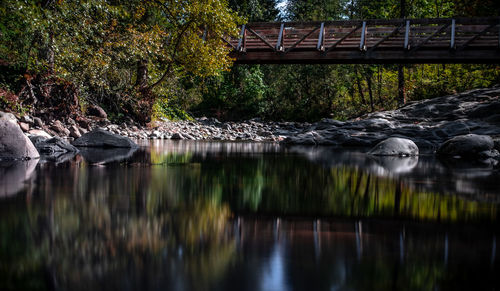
xmin=152 ymin=95 xmax=193 ymax=121
xmin=0 ymin=0 xmax=243 ymax=122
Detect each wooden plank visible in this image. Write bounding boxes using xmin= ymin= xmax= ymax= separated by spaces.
xmin=222 ymin=37 xmax=236 ymax=50
xmin=246 ymin=27 xmax=276 ymax=50
xmin=459 ymin=23 xmax=498 ymax=49
xmin=246 ymin=17 xmax=499 ymax=28
xmin=232 ymin=49 xmax=500 ymax=64
xmin=325 ymin=25 xmax=362 ymax=53
xmin=285 ymin=26 xmax=320 ymax=53
xmin=410 ymin=23 xmax=451 ymax=52
xmin=368 ymin=23 xmax=404 ymax=52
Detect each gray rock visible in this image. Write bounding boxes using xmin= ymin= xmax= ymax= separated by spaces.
xmin=0 ymin=119 xmax=39 ymax=160
xmin=51 ymin=120 xmax=70 ymax=136
xmin=33 ymin=117 xmax=44 ymax=128
xmin=171 ymin=133 xmax=184 ymax=140
xmin=467 ymin=101 xmax=500 ymax=119
xmin=87 ymin=104 xmax=108 ymax=119
xmin=18 ymin=122 xmax=29 ymax=132
xmin=73 ymin=129 xmax=138 ymax=148
xmin=368 ymin=137 xmax=419 ymax=156
xmin=30 ymin=136 xmax=78 ymax=155
xmin=0 ymin=111 xmax=17 ymax=123
xmin=28 ymin=129 xmax=52 ymax=138
xmin=493 ymin=137 xmax=500 ymax=152
xmin=69 ymin=125 xmax=81 ymax=138
xmin=437 ymin=134 xmax=496 ymax=158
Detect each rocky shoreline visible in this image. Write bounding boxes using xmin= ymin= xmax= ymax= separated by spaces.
xmin=1 ymin=86 xmax=500 ymax=162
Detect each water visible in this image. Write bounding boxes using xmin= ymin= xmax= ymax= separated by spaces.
xmin=1 ymin=140 xmax=499 ymax=291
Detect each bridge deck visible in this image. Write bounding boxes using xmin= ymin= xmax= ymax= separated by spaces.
xmin=226 ymin=17 xmax=500 ymax=64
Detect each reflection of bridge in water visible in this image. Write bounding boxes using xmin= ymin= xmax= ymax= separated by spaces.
xmin=226 ymin=17 xmax=500 ymax=64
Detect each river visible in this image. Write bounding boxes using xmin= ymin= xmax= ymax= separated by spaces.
xmin=0 ymin=140 xmax=499 ymax=290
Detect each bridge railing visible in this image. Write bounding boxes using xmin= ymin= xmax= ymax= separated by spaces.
xmin=225 ymin=17 xmax=500 ymax=64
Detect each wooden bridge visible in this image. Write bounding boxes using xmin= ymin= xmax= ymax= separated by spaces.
xmin=225 ymin=17 xmax=500 ymax=64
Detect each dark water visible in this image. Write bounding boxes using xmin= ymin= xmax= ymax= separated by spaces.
xmin=1 ymin=140 xmax=499 ymax=291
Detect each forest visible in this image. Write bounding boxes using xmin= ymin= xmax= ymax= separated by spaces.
xmin=1 ymin=0 xmax=500 ymax=123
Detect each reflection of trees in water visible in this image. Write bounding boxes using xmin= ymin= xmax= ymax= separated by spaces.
xmin=1 ymin=144 xmax=499 ymax=290
xmin=2 ymin=150 xmax=236 ymax=290
xmin=199 ymin=155 xmax=498 ymax=222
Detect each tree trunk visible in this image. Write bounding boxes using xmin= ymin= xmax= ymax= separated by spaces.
xmin=366 ymin=71 xmax=374 ymax=112
xmin=398 ymin=0 xmax=406 ymax=106
xmin=135 ymin=59 xmax=148 ymax=90
xmin=377 ymin=66 xmax=383 ymax=105
xmin=355 ymin=67 xmax=366 ymax=104
xmin=398 ymin=65 xmax=405 ymax=106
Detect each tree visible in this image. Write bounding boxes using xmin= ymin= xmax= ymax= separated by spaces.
xmin=1 ymin=0 xmax=243 ymax=122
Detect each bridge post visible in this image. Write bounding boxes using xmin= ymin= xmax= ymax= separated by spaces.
xmin=360 ymin=21 xmax=367 ymax=51
xmin=450 ymin=19 xmax=456 ymax=49
xmin=276 ymin=23 xmax=285 ymax=52
xmin=317 ymin=22 xmax=325 ymax=51
xmin=237 ymin=25 xmax=246 ymax=52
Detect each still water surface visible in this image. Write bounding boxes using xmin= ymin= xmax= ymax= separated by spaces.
xmin=1 ymin=141 xmax=499 ymax=290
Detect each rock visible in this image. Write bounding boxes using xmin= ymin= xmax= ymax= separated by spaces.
xmin=0 ymin=119 xmax=40 ymax=160
xmin=76 ymin=117 xmax=91 ymax=129
xmin=467 ymin=101 xmax=500 ymax=119
xmin=87 ymin=104 xmax=108 ymax=119
xmin=21 ymin=115 xmax=32 ymax=124
xmin=33 ymin=117 xmax=44 ymax=128
xmin=494 ymin=138 xmax=500 ymax=152
xmin=0 ymin=111 xmax=17 ymax=124
xmin=69 ymin=125 xmax=81 ymax=138
xmin=28 ymin=129 xmax=52 ymax=138
xmin=437 ymin=134 xmax=496 ymax=158
xmin=18 ymin=122 xmax=29 ymax=132
xmin=30 ymin=136 xmax=79 ymax=155
xmin=368 ymin=137 xmax=419 ymax=156
xmin=73 ymin=129 xmax=138 ymax=148
xmin=51 ymin=120 xmax=70 ymax=136
xmin=171 ymin=133 xmax=183 ymax=140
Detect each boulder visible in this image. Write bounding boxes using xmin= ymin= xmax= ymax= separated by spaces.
xmin=87 ymin=104 xmax=107 ymax=119
xmin=30 ymin=136 xmax=79 ymax=155
xmin=69 ymin=125 xmax=81 ymax=138
xmin=368 ymin=137 xmax=419 ymax=156
xmin=0 ymin=111 xmax=17 ymax=123
xmin=18 ymin=122 xmax=29 ymax=132
xmin=33 ymin=117 xmax=44 ymax=128
xmin=51 ymin=120 xmax=70 ymax=136
xmin=171 ymin=132 xmax=184 ymax=140
xmin=28 ymin=129 xmax=52 ymax=138
xmin=437 ymin=134 xmax=496 ymax=158
xmin=73 ymin=129 xmax=138 ymax=148
xmin=0 ymin=119 xmax=40 ymax=160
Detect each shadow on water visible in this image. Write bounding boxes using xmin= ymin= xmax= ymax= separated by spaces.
xmin=0 ymin=140 xmax=499 ymax=290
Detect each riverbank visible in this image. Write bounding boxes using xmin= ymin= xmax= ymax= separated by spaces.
xmin=2 ymin=86 xmax=500 ymax=152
